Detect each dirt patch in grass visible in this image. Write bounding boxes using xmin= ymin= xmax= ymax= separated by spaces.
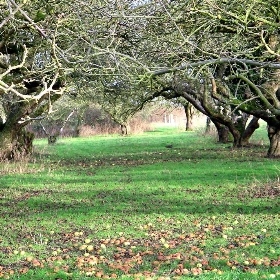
xmin=235 ymin=182 xmax=280 ymax=200
xmin=250 ymin=183 xmax=280 ymax=199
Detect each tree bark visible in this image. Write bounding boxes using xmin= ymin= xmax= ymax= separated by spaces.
xmin=48 ymin=135 xmax=58 ymax=144
xmin=227 ymin=113 xmax=249 ymax=147
xmin=74 ymin=113 xmax=83 ymax=137
xmin=0 ymin=92 xmax=61 ymax=160
xmin=0 ymin=126 xmax=34 ymax=160
xmin=218 ymin=114 xmax=260 ymax=147
xmin=184 ymin=102 xmax=194 ymax=131
xmin=0 ymin=102 xmax=34 ymax=160
xmin=241 ymin=117 xmax=260 ymax=146
xmin=205 ymin=117 xmax=211 ymax=134
xmin=40 ymin=122 xmax=58 ymax=144
xmin=211 ymin=120 xmax=229 ymax=143
xmin=231 ymin=129 xmax=241 ymax=147
xmin=211 ymin=116 xmax=260 ymax=147
xmin=267 ymin=126 xmax=280 ymax=157
xmin=230 ymin=116 xmax=260 ymax=147
xmin=120 ymin=124 xmax=128 ymax=136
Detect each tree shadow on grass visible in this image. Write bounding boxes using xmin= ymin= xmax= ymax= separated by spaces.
xmin=36 ymin=138 xmax=268 ymax=168
xmin=1 ymin=142 xmax=278 ymax=220
xmin=1 ymin=185 xmax=278 ymax=219
xmin=1 ymin=159 xmax=279 ymax=220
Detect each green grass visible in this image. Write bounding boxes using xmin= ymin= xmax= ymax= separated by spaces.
xmin=0 ymin=126 xmax=279 ymax=279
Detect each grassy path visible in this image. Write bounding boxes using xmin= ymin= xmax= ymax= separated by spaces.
xmin=0 ymin=128 xmax=279 ymax=279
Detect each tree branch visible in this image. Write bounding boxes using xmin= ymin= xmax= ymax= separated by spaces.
xmin=260 ymin=30 xmax=280 ymax=57
xmin=150 ymin=58 xmax=280 ymax=77
xmin=227 ymin=74 xmax=280 ymax=115
xmin=0 ymin=45 xmax=28 ymax=80
xmin=230 ymin=96 xmax=260 ymax=115
xmin=0 ymin=5 xmax=19 ymax=29
xmin=8 ymin=0 xmax=48 ymax=39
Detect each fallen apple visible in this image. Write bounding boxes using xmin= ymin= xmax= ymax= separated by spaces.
xmin=87 ymin=245 xmax=94 ymax=252
xmin=79 ymin=245 xmax=87 ymax=251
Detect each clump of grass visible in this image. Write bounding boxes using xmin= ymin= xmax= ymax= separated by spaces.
xmin=237 ymin=179 xmax=280 ymax=199
xmin=0 ymin=156 xmax=45 ymax=175
xmin=0 ymin=144 xmax=51 ymax=175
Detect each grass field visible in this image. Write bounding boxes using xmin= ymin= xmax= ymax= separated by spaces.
xmin=0 ymin=125 xmax=279 ymax=279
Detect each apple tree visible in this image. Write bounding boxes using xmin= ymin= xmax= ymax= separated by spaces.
xmin=0 ymin=0 xmax=69 ymax=159
xmin=127 ymin=0 xmax=280 ymax=155
xmin=0 ymin=0 xmax=140 ymax=159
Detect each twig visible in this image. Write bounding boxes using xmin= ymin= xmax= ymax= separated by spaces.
xmin=0 ymin=45 xmax=28 ymax=79
xmin=150 ymin=58 xmax=280 ymax=77
xmin=60 ymin=108 xmax=77 ymax=134
xmin=8 ymin=0 xmax=48 ymax=39
xmin=260 ymin=30 xmax=280 ymax=57
xmin=0 ymin=5 xmax=19 ymax=28
xmin=230 ymin=96 xmax=259 ymax=115
xmin=18 ymin=115 xmax=45 ymax=124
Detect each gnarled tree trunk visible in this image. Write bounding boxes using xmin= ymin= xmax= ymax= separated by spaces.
xmin=211 ymin=120 xmax=229 ymax=143
xmin=211 ymin=116 xmax=259 ymax=147
xmin=184 ymin=102 xmax=194 ymax=131
xmin=39 ymin=108 xmax=77 ymax=144
xmin=0 ymin=102 xmax=35 ymax=161
xmin=0 ymin=125 xmax=34 ymax=161
xmin=120 ymin=124 xmax=128 ymax=136
xmin=0 ymin=90 xmax=62 ymax=160
xmin=205 ymin=117 xmax=211 ymax=134
xmin=240 ymin=117 xmax=260 ymax=146
xmin=230 ymin=116 xmax=260 ymax=147
xmin=267 ymin=126 xmax=280 ymax=157
xmin=216 ymin=114 xmax=259 ymax=147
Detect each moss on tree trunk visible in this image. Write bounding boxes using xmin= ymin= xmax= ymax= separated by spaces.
xmin=211 ymin=120 xmax=229 ymax=143
xmin=0 ymin=127 xmax=34 ymax=161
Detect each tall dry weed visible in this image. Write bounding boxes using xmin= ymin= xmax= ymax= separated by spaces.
xmin=0 ymin=150 xmax=46 ymax=175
